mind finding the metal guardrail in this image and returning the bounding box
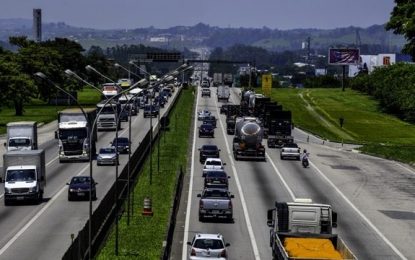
[62,87,183,260]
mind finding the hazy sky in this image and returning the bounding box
[0,0,395,30]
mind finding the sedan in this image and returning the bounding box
[199,124,215,138]
[97,147,118,166]
[198,110,211,121]
[67,176,97,201]
[199,144,220,163]
[111,137,130,154]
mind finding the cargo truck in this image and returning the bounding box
[96,100,121,131]
[213,73,223,86]
[225,105,240,135]
[2,150,46,205]
[217,85,230,102]
[267,111,293,148]
[267,199,356,260]
[4,121,38,151]
[57,108,97,162]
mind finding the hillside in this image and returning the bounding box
[0,19,405,53]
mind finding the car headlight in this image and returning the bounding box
[29,187,38,192]
[97,156,103,160]
[69,189,75,192]
[5,188,11,193]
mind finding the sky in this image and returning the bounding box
[0,0,395,30]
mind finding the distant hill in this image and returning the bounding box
[0,19,405,53]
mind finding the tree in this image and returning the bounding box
[0,51,36,116]
[386,0,415,59]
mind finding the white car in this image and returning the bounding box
[187,233,230,259]
[280,143,301,160]
[203,158,226,171]
[198,110,211,121]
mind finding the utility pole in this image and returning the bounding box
[307,36,311,64]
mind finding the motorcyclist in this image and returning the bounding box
[301,149,310,162]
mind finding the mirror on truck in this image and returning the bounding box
[332,211,338,228]
[3,142,6,147]
[267,209,275,227]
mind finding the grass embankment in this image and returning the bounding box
[0,87,101,134]
[97,87,195,259]
[270,88,415,164]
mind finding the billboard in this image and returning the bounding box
[328,48,360,65]
[262,74,272,96]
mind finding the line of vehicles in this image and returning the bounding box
[190,79,356,259]
[1,77,180,204]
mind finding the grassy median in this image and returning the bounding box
[269,88,415,164]
[97,87,195,259]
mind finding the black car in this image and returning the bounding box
[154,96,166,108]
[204,170,230,189]
[143,104,159,118]
[199,123,215,138]
[67,176,97,201]
[198,144,220,163]
[203,116,217,128]
[111,137,130,154]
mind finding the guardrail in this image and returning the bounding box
[62,87,183,260]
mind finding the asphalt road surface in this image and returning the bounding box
[0,88,181,259]
[173,85,415,260]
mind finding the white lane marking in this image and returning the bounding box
[0,163,90,256]
[182,87,200,259]
[214,92,261,260]
[265,153,296,201]
[309,160,408,260]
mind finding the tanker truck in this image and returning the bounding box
[267,199,356,260]
[232,117,265,160]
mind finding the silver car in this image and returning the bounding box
[187,233,230,259]
[97,147,118,166]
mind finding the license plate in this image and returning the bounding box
[16,196,24,200]
[78,192,85,196]
[211,210,220,214]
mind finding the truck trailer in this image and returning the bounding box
[57,108,97,162]
[4,121,38,151]
[267,199,356,260]
[232,116,265,160]
[2,150,46,205]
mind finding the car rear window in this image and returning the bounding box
[202,145,218,151]
[206,171,226,178]
[194,238,224,249]
[207,160,222,166]
[203,190,228,198]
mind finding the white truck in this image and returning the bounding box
[217,85,230,102]
[267,199,356,260]
[2,150,46,205]
[96,100,121,131]
[4,121,38,151]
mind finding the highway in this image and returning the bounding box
[177,84,415,259]
[0,88,181,259]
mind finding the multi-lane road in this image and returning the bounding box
[0,88,180,259]
[172,83,415,260]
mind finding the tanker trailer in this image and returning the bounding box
[232,117,266,161]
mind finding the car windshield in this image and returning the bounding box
[202,145,218,151]
[203,190,228,198]
[6,169,36,182]
[71,177,91,184]
[194,238,224,250]
[206,160,222,166]
[9,138,31,147]
[206,171,226,178]
[97,105,118,114]
[100,148,115,154]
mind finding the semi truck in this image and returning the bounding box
[267,111,293,148]
[2,150,46,205]
[225,105,240,135]
[217,85,230,102]
[57,108,97,162]
[4,121,38,151]
[232,116,265,160]
[96,100,121,131]
[267,199,356,260]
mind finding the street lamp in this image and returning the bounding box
[85,65,149,255]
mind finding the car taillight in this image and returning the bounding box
[220,249,227,257]
[228,201,232,209]
[191,248,196,256]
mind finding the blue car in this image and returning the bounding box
[67,176,97,201]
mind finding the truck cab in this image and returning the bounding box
[4,121,38,151]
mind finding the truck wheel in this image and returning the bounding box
[4,199,10,206]
[199,214,204,222]
[280,155,283,160]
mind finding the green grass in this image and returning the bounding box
[268,88,415,164]
[97,87,195,259]
[0,86,101,134]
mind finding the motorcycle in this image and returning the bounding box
[302,156,309,168]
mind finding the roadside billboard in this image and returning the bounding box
[328,48,360,65]
[262,74,272,96]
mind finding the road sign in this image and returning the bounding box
[262,74,272,96]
